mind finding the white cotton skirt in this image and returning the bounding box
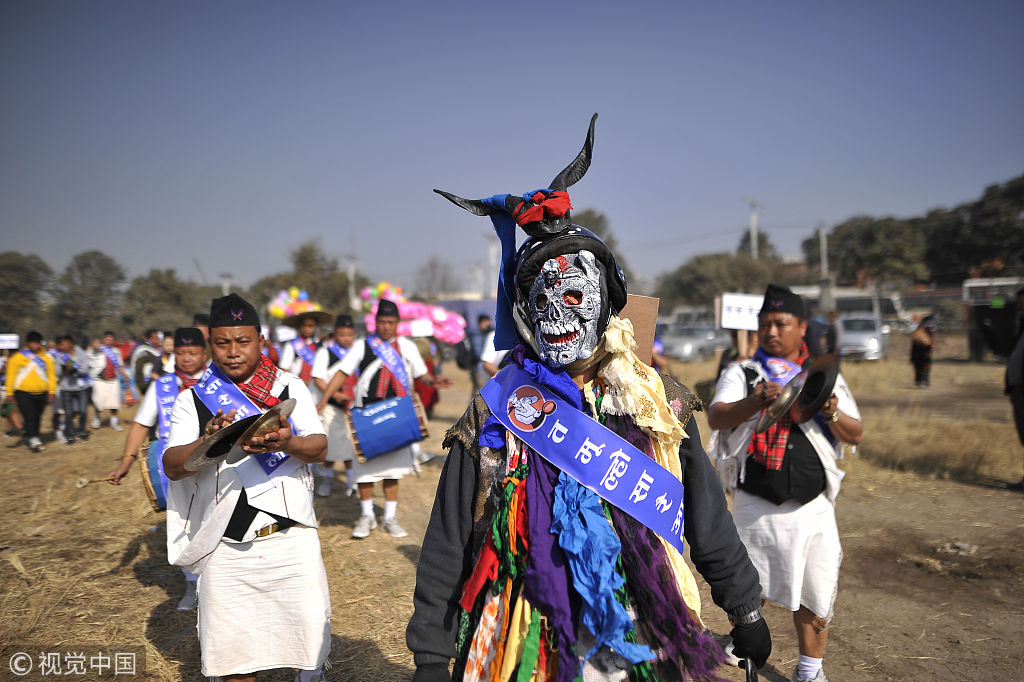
[732,489,842,621]
[197,526,331,676]
[350,444,415,483]
[91,379,121,411]
[321,403,355,464]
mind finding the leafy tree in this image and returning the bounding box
[802,216,929,287]
[737,231,780,261]
[121,269,219,332]
[414,255,460,300]
[0,251,53,332]
[655,252,782,305]
[50,251,126,338]
[246,239,364,317]
[572,208,633,284]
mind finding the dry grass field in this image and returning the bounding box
[1,330,1021,681]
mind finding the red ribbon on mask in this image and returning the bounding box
[512,191,572,227]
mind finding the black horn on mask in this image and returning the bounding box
[433,190,520,216]
[549,113,598,191]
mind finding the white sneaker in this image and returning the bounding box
[55,429,65,442]
[110,422,124,432]
[352,514,377,539]
[177,581,198,611]
[792,668,828,682]
[92,417,101,429]
[28,436,44,453]
[316,477,332,497]
[382,517,408,538]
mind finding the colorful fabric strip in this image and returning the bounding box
[21,350,47,373]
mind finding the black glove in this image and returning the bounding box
[412,662,451,682]
[730,617,772,669]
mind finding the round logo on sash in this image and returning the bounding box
[506,386,556,431]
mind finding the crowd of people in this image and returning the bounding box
[4,116,1020,682]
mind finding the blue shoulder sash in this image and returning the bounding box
[289,338,317,368]
[480,364,687,555]
[367,335,410,391]
[193,363,300,494]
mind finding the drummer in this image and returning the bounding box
[316,299,450,539]
[311,313,360,498]
[106,327,207,609]
[279,309,331,390]
[162,293,330,682]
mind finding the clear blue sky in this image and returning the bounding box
[2,1,1021,293]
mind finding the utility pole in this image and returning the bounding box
[742,198,761,259]
[817,223,835,313]
[344,236,360,312]
[218,273,233,296]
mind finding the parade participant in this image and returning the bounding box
[317,299,450,539]
[311,314,359,498]
[280,310,331,389]
[4,331,57,453]
[162,294,330,682]
[158,330,176,374]
[51,335,92,444]
[131,329,163,394]
[106,328,207,609]
[191,313,211,341]
[910,315,935,388]
[474,323,508,386]
[708,283,862,682]
[1006,288,1024,492]
[89,332,130,431]
[408,114,770,681]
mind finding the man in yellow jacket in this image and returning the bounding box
[4,331,57,452]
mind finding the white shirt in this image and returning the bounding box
[336,336,428,408]
[164,368,326,573]
[710,358,860,502]
[476,330,509,380]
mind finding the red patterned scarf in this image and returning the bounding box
[238,355,281,409]
[747,343,809,470]
[374,339,407,401]
[175,371,199,392]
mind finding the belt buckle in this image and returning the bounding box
[256,523,279,538]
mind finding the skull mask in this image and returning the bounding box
[527,250,603,367]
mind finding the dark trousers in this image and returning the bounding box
[60,390,90,435]
[14,390,48,440]
[913,361,930,386]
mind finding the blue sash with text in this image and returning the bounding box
[290,338,317,369]
[367,335,410,391]
[480,365,687,555]
[194,363,292,478]
[154,374,179,443]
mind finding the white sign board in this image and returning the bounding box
[0,334,19,350]
[720,293,763,331]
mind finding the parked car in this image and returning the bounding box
[660,326,732,362]
[837,316,889,360]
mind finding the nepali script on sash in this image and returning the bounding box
[367,335,410,391]
[480,364,687,555]
[194,363,301,498]
[290,338,317,368]
[154,374,179,445]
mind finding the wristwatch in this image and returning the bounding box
[728,606,764,627]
